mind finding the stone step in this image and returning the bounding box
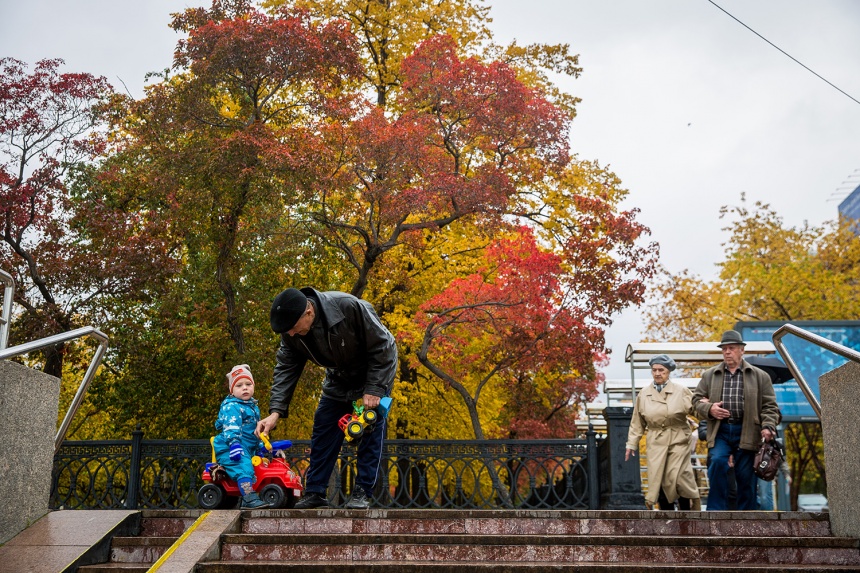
[216,533,860,566]
[76,536,178,571]
[77,510,198,571]
[241,509,833,538]
[196,561,860,573]
[108,536,178,562]
[72,565,151,572]
[187,510,857,572]
[139,509,202,537]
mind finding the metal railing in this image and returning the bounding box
[0,269,13,350]
[51,432,601,510]
[0,269,109,454]
[772,324,860,419]
[0,327,109,453]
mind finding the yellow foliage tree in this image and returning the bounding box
[646,198,860,339]
[264,0,492,107]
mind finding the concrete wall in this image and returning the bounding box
[0,361,59,545]
[819,360,860,538]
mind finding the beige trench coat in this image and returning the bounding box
[626,381,700,503]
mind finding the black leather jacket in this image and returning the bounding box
[269,288,397,418]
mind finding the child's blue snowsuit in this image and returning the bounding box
[213,395,265,484]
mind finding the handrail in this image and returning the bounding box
[772,323,860,420]
[0,326,109,454]
[0,269,13,350]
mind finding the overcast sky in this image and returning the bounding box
[2,0,859,381]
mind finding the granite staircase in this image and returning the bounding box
[76,510,200,572]
[194,509,860,572]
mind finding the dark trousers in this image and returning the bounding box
[303,395,386,498]
[707,422,756,510]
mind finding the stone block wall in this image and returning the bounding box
[0,360,59,544]
[819,360,860,538]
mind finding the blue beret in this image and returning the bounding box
[648,354,676,372]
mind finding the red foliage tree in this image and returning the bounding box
[296,34,572,297]
[414,227,605,440]
[0,57,175,377]
[413,164,659,438]
[119,0,364,356]
[170,0,361,126]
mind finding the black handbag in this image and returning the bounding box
[754,434,785,481]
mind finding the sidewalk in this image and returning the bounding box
[0,510,138,573]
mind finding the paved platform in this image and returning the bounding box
[0,509,242,573]
[0,510,138,573]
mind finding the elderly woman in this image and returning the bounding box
[625,354,702,510]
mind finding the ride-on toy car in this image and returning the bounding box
[197,433,303,509]
[338,397,392,442]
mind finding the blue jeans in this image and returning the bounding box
[707,423,757,510]
[757,478,775,510]
[303,395,386,498]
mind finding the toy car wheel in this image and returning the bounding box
[198,483,225,510]
[363,409,378,424]
[260,484,286,509]
[347,420,364,439]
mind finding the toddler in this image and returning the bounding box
[213,364,269,509]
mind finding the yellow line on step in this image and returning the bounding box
[148,510,211,572]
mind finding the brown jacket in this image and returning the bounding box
[692,359,780,451]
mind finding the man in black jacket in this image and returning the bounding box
[257,287,397,509]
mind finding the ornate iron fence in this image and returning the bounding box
[52,428,601,510]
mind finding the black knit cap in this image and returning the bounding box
[270,288,307,333]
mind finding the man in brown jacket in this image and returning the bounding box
[693,330,780,510]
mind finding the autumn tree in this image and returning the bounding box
[411,228,590,440]
[162,0,362,356]
[261,0,587,309]
[409,159,658,439]
[50,0,657,442]
[76,1,367,436]
[0,57,176,382]
[290,34,573,302]
[278,32,641,442]
[269,0,582,118]
[266,0,492,107]
[646,198,860,339]
[408,213,653,502]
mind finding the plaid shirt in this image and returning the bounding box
[721,366,744,422]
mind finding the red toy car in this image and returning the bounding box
[197,433,303,509]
